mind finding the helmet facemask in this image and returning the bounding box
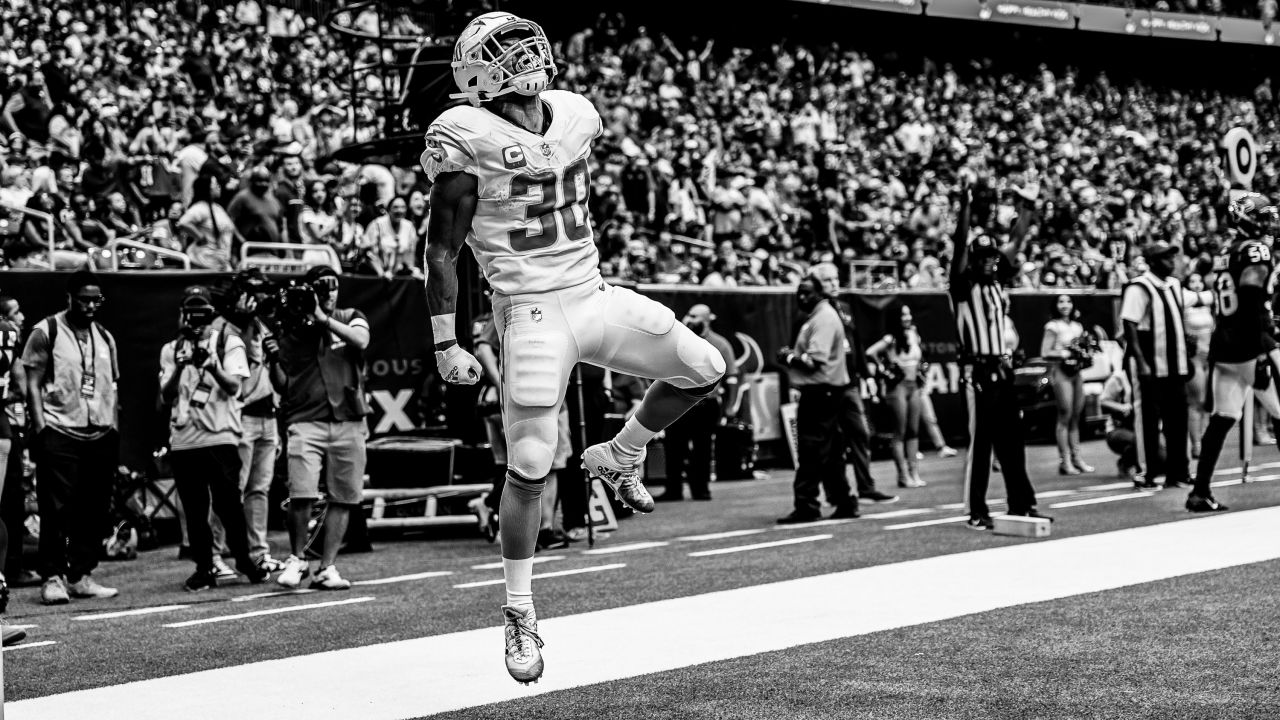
[451,15,558,106]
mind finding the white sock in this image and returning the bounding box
[503,556,534,608]
[609,415,656,463]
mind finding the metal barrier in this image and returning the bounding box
[106,236,192,271]
[0,202,55,270]
[240,241,341,274]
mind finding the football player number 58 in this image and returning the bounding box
[508,158,591,252]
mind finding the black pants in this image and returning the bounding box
[170,444,251,572]
[837,384,879,496]
[964,372,1037,518]
[35,429,118,582]
[664,396,720,498]
[794,385,855,516]
[1,432,26,575]
[1136,374,1190,484]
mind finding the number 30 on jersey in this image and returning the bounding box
[508,157,590,252]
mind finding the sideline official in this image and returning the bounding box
[949,177,1048,530]
[777,277,859,523]
[1120,241,1191,489]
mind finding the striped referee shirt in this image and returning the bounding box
[950,273,1010,359]
[1120,271,1189,378]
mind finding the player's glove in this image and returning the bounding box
[435,344,482,385]
[1255,357,1273,391]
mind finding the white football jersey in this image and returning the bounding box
[421,89,604,295]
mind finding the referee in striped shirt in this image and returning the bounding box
[1120,241,1191,489]
[949,175,1049,530]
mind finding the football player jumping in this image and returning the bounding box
[1189,193,1280,512]
[421,13,726,684]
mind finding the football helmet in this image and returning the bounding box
[450,12,557,106]
[1228,192,1279,240]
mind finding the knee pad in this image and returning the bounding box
[507,415,558,480]
[671,327,727,390]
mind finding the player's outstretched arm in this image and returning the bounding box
[426,170,483,384]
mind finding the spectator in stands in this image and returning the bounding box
[159,286,267,591]
[228,166,283,250]
[0,295,23,645]
[22,270,120,605]
[179,174,237,271]
[274,143,307,244]
[362,195,418,277]
[269,265,371,590]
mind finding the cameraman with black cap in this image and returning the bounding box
[268,265,371,591]
[160,286,267,591]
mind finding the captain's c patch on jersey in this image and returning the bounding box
[502,145,527,169]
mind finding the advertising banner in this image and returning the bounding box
[1143,11,1217,40]
[794,0,924,14]
[986,0,1075,28]
[1076,3,1145,34]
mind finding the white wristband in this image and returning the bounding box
[430,314,457,345]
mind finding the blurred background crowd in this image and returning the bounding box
[1,0,1279,289]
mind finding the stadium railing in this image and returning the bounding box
[0,202,56,271]
[106,235,193,271]
[240,241,342,274]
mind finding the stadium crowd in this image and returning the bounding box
[1,1,1279,289]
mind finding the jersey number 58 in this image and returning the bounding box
[508,157,591,252]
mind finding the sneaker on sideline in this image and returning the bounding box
[211,555,237,581]
[183,568,219,592]
[582,442,654,513]
[966,515,994,531]
[41,576,70,605]
[310,565,352,590]
[502,604,544,684]
[862,491,899,504]
[68,575,118,600]
[2,623,26,646]
[276,555,310,589]
[255,555,286,573]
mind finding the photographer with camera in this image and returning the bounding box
[160,286,267,591]
[209,269,285,574]
[268,265,370,590]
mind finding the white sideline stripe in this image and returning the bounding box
[352,571,452,586]
[1050,492,1154,509]
[12,508,1280,720]
[453,564,625,589]
[1079,482,1138,492]
[75,605,190,621]
[676,529,767,542]
[1035,490,1079,499]
[938,500,1006,511]
[163,597,375,628]
[861,508,932,519]
[7,625,37,631]
[581,541,668,555]
[471,556,564,570]
[687,534,831,557]
[1214,473,1280,488]
[1215,460,1280,475]
[886,515,970,530]
[2,641,56,652]
[231,589,316,602]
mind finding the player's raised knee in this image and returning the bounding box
[675,329,726,390]
[509,440,555,481]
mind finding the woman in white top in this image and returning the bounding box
[1183,273,1214,457]
[361,196,419,278]
[1040,294,1094,475]
[178,174,238,271]
[299,180,342,271]
[867,305,926,488]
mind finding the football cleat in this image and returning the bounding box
[582,443,654,513]
[966,516,994,531]
[502,604,545,684]
[1186,493,1229,513]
